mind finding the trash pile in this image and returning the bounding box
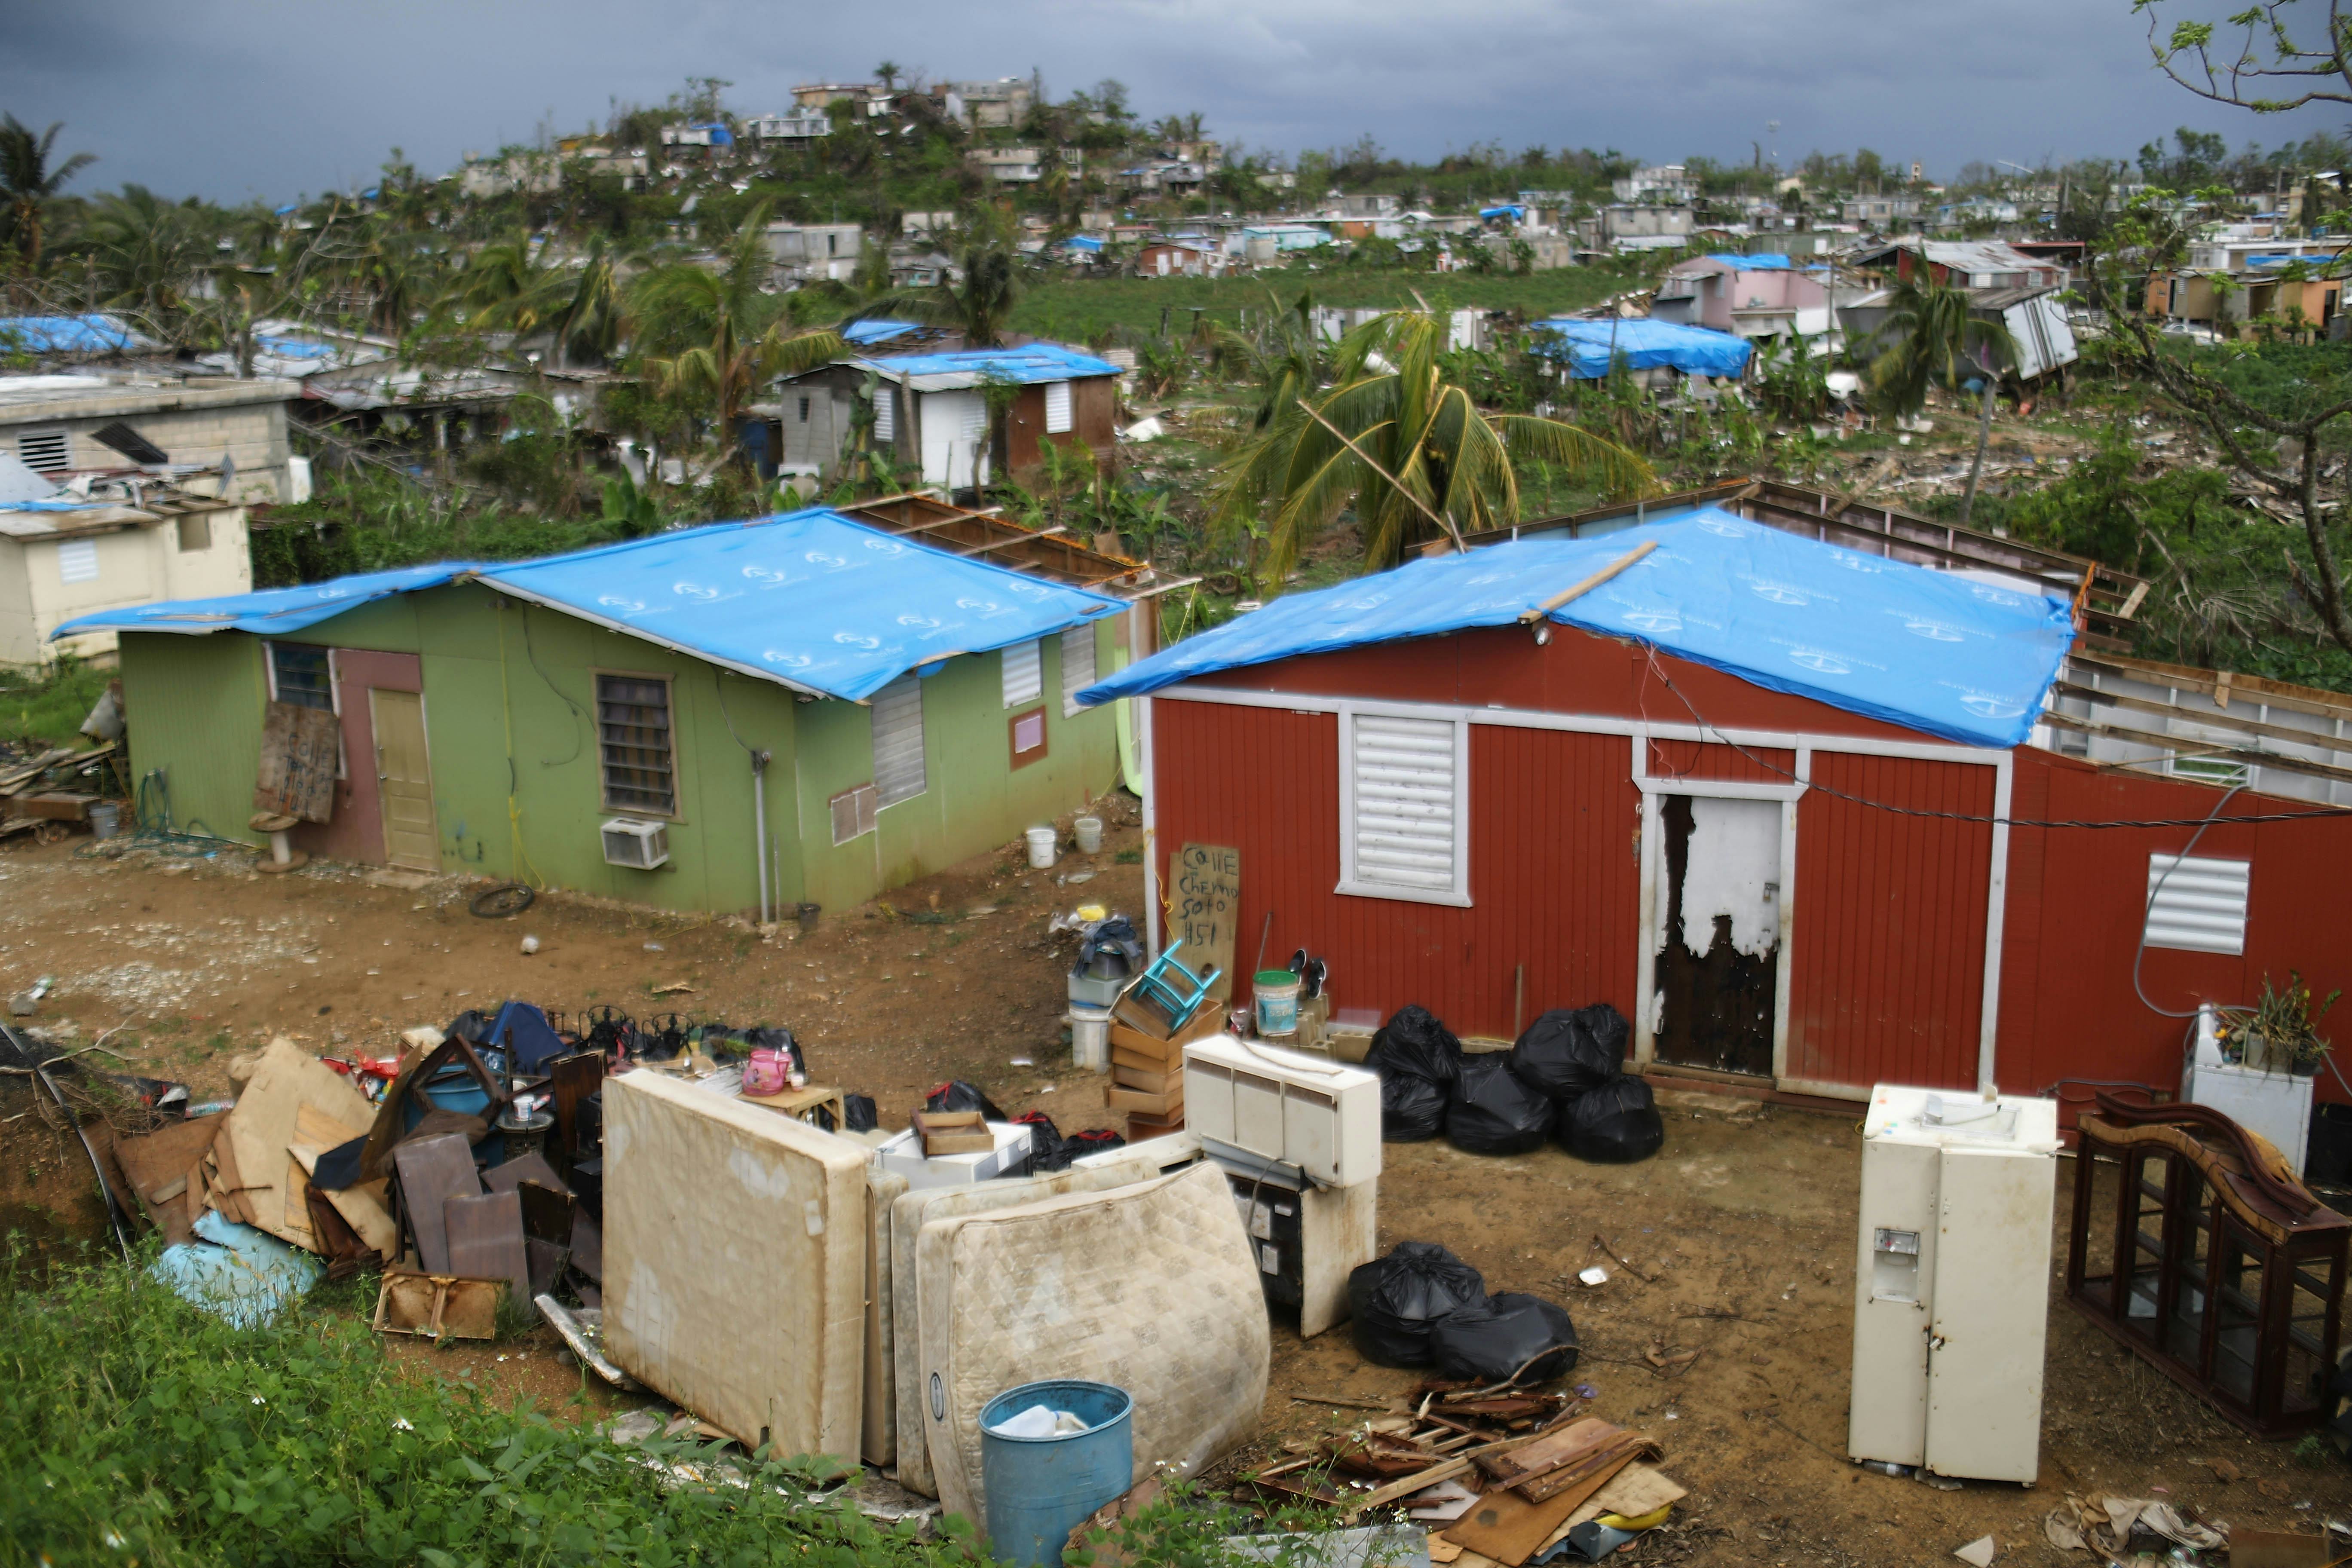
[1245,1245,1681,1565]
[1367,1005,1663,1163]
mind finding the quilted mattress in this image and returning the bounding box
[864,1168,908,1467]
[603,1072,869,1457]
[888,1135,1204,1494]
[914,1161,1270,1529]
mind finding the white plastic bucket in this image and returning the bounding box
[1026,825,1059,870]
[1254,971,1303,1036]
[1073,815,1104,854]
[1069,1004,1112,1070]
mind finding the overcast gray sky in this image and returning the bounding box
[3,0,2344,205]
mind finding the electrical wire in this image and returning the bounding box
[1632,646,2352,830]
[2132,784,2247,1019]
[519,604,588,767]
[494,606,547,892]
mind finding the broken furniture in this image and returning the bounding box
[740,1082,847,1130]
[876,1121,1035,1189]
[1112,940,1220,1041]
[373,1268,502,1339]
[1184,1034,1381,1337]
[248,812,306,873]
[1848,1084,2060,1484]
[2067,1094,2350,1437]
[1106,1018,1191,1133]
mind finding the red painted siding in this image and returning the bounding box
[1787,752,1995,1090]
[1648,739,1792,784]
[1152,699,1639,1038]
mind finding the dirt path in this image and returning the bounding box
[4,808,2349,1563]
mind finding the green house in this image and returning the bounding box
[60,507,1145,918]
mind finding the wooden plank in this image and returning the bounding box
[392,1133,482,1274]
[2040,710,2352,787]
[444,1189,530,1307]
[1168,843,1241,1004]
[253,701,340,823]
[2051,680,2352,758]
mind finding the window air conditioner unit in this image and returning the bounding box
[600,817,670,870]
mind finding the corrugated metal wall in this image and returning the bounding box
[1786,752,1996,1090]
[119,631,266,842]
[1153,700,1640,1038]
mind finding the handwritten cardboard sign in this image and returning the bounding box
[1170,842,1240,1003]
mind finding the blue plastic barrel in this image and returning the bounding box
[978,1379,1134,1568]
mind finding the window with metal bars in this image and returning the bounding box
[597,673,678,815]
[267,643,335,711]
[15,429,68,474]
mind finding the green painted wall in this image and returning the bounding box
[114,597,1119,917]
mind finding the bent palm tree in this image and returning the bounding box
[853,212,1025,346]
[1219,309,1654,582]
[453,232,574,344]
[1866,280,2018,521]
[0,115,95,272]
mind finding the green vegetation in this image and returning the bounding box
[1013,264,1632,344]
[0,655,111,748]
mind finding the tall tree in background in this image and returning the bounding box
[856,207,1026,345]
[0,116,95,273]
[1218,309,1652,581]
[1867,279,2015,523]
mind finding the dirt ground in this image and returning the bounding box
[5,803,2352,1564]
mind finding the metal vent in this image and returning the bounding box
[1341,711,1467,903]
[1001,639,1041,707]
[16,429,68,474]
[1061,624,1096,717]
[1043,380,1073,434]
[2145,854,2250,955]
[872,674,926,806]
[90,421,168,465]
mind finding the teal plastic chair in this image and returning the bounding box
[1126,940,1220,1031]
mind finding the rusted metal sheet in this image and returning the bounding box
[1152,700,1640,1039]
[1787,752,1994,1091]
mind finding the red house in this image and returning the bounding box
[1082,502,2352,1126]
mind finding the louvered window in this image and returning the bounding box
[16,428,68,474]
[1061,624,1096,717]
[873,386,896,443]
[55,538,98,584]
[597,673,677,816]
[2145,854,2250,955]
[1001,639,1041,707]
[830,783,878,844]
[1044,380,1074,434]
[1338,710,1470,905]
[873,674,927,806]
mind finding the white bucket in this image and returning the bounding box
[1069,1004,1112,1070]
[1073,815,1104,854]
[1025,825,1058,870]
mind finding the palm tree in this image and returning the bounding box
[1203,288,1329,435]
[452,231,574,343]
[854,211,1025,345]
[1866,279,2018,521]
[875,61,901,93]
[557,236,626,367]
[77,185,216,337]
[630,205,843,459]
[0,115,95,272]
[1219,309,1654,582]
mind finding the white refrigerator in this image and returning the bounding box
[1847,1084,2062,1483]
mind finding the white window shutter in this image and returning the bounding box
[873,386,895,443]
[1044,380,1074,434]
[1061,624,1096,717]
[2145,854,2250,955]
[1340,711,1468,904]
[57,539,98,584]
[873,674,927,806]
[1001,640,1042,707]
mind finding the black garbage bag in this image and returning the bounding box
[841,1093,878,1133]
[923,1079,1009,1122]
[1507,1005,1630,1102]
[1447,1054,1556,1156]
[1369,1004,1464,1087]
[1013,1111,1069,1170]
[1379,1068,1452,1142]
[1064,1127,1125,1158]
[1347,1242,1489,1367]
[1429,1291,1581,1384]
[1558,1075,1665,1163]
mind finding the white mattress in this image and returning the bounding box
[888,1136,1203,1497]
[864,1168,908,1467]
[914,1161,1270,1530]
[603,1072,869,1456]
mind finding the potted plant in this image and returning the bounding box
[2224,972,2340,1076]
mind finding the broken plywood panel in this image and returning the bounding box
[225,1038,375,1246]
[602,1070,868,1458]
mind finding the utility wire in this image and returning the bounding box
[1633,646,2352,830]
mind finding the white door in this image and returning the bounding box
[919,390,989,491]
[1651,794,1782,1076]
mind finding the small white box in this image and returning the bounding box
[875,1122,1034,1189]
[1183,1034,1380,1188]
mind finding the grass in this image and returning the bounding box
[1012,263,1633,344]
[0,656,114,750]
[0,1240,1354,1568]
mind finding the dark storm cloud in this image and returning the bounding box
[1,0,2342,203]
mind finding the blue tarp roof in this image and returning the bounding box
[0,314,154,355]
[1529,318,1753,379]
[1700,253,1792,269]
[52,564,479,637]
[1480,205,1527,221]
[56,511,1123,704]
[1060,235,1105,253]
[1077,511,2074,749]
[855,343,1121,385]
[842,319,923,345]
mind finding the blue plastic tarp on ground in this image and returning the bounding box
[476,510,1123,701]
[0,314,154,355]
[151,1210,322,1329]
[1529,318,1752,379]
[1077,510,2074,749]
[52,563,478,640]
